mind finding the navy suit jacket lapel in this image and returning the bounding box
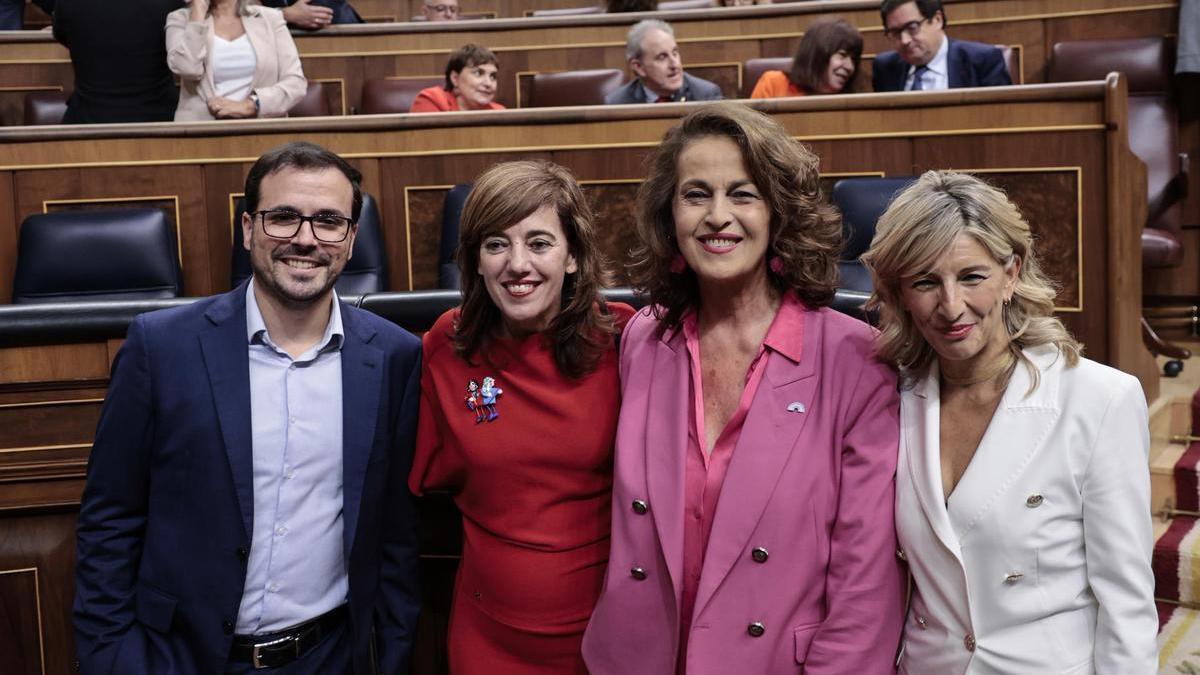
[947,39,968,88]
[890,57,909,91]
[199,285,255,541]
[339,305,383,556]
[632,81,648,103]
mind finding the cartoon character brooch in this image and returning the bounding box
[465,377,503,423]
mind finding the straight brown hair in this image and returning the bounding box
[453,160,616,379]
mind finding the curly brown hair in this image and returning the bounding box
[627,102,842,329]
[453,160,616,379]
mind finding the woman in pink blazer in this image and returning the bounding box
[582,102,904,674]
[166,0,306,121]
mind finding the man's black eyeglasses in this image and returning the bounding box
[883,18,931,41]
[251,209,355,243]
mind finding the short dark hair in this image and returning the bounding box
[880,0,946,26]
[629,102,842,330]
[244,141,364,222]
[789,18,863,94]
[443,44,499,90]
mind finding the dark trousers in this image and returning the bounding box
[224,621,351,675]
[0,0,24,30]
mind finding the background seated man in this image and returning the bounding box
[872,0,1011,91]
[259,0,362,30]
[422,0,460,20]
[605,19,723,104]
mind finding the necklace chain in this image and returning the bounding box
[941,350,1017,388]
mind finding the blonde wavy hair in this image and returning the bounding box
[861,170,1081,390]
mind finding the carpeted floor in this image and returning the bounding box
[1156,388,1200,672]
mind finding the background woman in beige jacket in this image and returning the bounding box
[166,0,306,121]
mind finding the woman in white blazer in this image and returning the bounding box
[862,171,1158,674]
[166,0,306,121]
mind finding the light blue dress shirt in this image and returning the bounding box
[236,281,348,634]
[906,35,949,91]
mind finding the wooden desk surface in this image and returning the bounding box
[0,79,1158,392]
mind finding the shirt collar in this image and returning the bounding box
[642,81,677,103]
[762,290,805,363]
[245,279,344,353]
[922,35,950,77]
[679,290,806,363]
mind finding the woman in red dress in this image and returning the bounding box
[410,160,633,673]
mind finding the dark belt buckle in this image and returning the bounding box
[250,634,299,670]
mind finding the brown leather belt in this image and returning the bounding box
[229,605,345,669]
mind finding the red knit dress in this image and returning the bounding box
[410,305,634,674]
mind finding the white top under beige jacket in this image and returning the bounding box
[165,5,305,121]
[896,344,1158,674]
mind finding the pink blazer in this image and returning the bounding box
[583,306,904,674]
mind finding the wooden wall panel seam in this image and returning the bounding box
[966,166,1085,311]
[0,125,1111,172]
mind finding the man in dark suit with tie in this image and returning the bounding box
[871,0,1011,92]
[73,142,421,674]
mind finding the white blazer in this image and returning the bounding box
[165,6,306,121]
[896,344,1158,674]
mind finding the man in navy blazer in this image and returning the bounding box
[73,142,421,674]
[871,0,1011,92]
[605,19,723,104]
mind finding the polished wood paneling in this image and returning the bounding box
[0,0,1178,124]
[0,512,79,675]
[0,568,43,675]
[0,344,110,387]
[976,170,1081,306]
[405,186,451,290]
[585,181,642,284]
[0,399,101,450]
[0,170,16,306]
[0,85,1145,373]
